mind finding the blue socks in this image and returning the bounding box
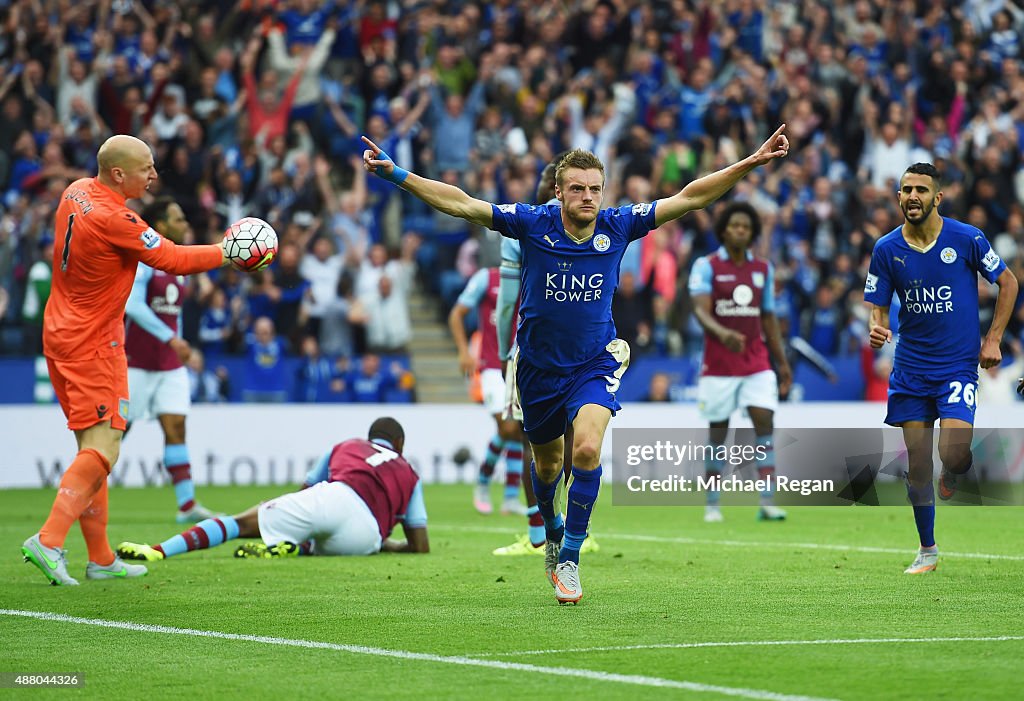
[906,481,935,548]
[530,462,563,542]
[560,465,602,565]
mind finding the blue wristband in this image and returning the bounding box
[377,149,409,185]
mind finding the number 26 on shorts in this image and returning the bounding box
[947,381,975,406]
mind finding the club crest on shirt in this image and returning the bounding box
[751,272,765,288]
[593,233,611,252]
[140,228,162,249]
[940,247,957,264]
[732,284,754,306]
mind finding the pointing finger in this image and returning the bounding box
[360,135,381,155]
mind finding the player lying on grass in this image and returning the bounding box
[117,417,428,560]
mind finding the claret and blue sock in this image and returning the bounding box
[154,516,241,557]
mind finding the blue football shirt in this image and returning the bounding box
[864,217,1006,375]
[490,202,657,371]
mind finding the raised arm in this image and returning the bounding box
[653,124,789,227]
[314,156,338,213]
[266,26,293,72]
[362,135,492,227]
[326,93,358,137]
[308,28,337,73]
[159,4,181,53]
[131,0,157,30]
[396,85,430,137]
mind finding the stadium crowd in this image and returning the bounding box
[2,0,1024,402]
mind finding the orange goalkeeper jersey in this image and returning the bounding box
[44,178,224,362]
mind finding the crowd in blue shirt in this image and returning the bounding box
[2,0,1024,402]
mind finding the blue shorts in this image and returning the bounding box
[516,340,630,445]
[885,368,979,426]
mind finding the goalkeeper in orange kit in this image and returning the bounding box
[21,135,270,586]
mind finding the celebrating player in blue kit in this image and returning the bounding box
[363,126,790,603]
[865,163,1018,574]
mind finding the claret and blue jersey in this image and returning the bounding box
[489,202,657,372]
[865,217,1006,376]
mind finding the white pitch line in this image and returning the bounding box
[479,635,1024,658]
[444,525,1024,561]
[0,609,836,701]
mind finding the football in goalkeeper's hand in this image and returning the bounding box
[223,217,278,272]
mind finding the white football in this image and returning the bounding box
[223,217,278,272]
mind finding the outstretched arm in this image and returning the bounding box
[362,136,493,227]
[653,124,790,227]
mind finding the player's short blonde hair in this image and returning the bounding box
[555,149,605,189]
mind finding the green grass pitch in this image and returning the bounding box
[1,484,1022,700]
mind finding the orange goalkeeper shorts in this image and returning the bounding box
[47,353,130,431]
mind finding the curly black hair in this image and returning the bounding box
[713,201,762,243]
